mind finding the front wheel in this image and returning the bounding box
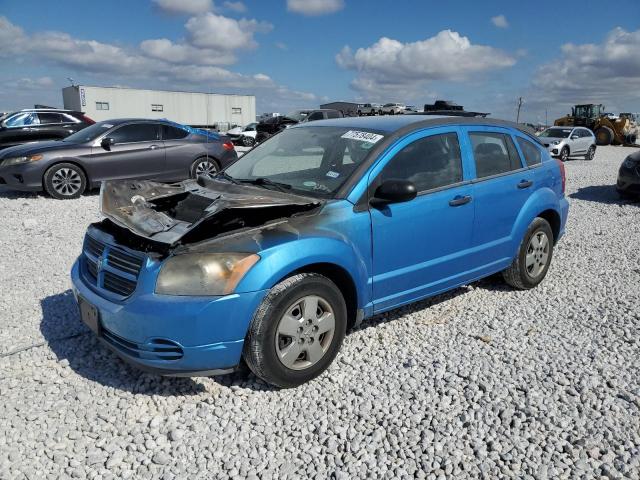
[243,273,347,388]
[43,163,87,200]
[560,146,569,162]
[502,218,554,290]
[585,145,596,160]
[190,157,219,179]
[241,135,255,147]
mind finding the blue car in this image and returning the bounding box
[70,115,569,388]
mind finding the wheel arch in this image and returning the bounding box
[537,208,561,245]
[42,159,90,189]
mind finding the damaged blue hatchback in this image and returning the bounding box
[71,115,569,388]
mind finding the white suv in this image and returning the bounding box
[382,103,406,115]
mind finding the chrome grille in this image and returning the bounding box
[82,233,145,298]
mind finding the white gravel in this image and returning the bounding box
[1,146,639,479]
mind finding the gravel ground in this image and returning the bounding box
[1,146,639,479]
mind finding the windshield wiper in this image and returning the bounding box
[237,177,292,192]
[214,171,240,184]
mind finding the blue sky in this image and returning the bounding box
[1,0,639,123]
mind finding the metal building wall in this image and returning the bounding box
[62,86,256,129]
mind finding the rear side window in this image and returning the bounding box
[470,132,522,178]
[162,125,189,140]
[380,132,463,192]
[109,123,160,143]
[516,137,542,166]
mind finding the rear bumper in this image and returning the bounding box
[70,258,268,376]
[558,197,570,242]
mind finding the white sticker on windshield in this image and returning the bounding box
[341,130,384,144]
[326,170,340,178]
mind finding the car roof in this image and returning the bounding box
[291,114,540,139]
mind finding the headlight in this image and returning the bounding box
[156,253,259,296]
[2,154,43,166]
[622,158,637,169]
[552,140,561,145]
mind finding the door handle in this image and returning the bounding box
[449,195,472,207]
[517,180,533,189]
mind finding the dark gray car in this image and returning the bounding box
[0,119,238,199]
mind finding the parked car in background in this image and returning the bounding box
[71,115,568,387]
[538,126,596,161]
[403,105,418,114]
[0,108,94,150]
[0,119,236,199]
[255,109,343,143]
[382,103,406,115]
[227,122,258,147]
[617,150,640,198]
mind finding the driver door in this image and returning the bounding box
[369,128,475,313]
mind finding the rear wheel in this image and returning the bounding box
[585,145,596,160]
[190,157,219,179]
[502,218,554,290]
[595,126,614,146]
[43,163,87,200]
[243,273,347,388]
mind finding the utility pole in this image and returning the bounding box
[516,97,523,123]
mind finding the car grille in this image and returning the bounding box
[102,327,184,361]
[82,234,144,298]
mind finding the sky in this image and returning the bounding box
[0,0,639,124]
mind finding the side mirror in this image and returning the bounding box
[371,179,417,205]
[101,137,115,150]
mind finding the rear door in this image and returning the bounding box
[162,124,201,181]
[90,122,167,181]
[464,127,535,274]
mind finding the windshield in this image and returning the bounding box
[62,121,114,142]
[285,110,310,122]
[539,128,572,138]
[224,126,385,197]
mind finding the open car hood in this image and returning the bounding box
[100,178,321,247]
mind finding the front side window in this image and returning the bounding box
[225,126,383,197]
[4,112,40,127]
[470,132,522,179]
[516,137,542,166]
[379,133,463,192]
[109,123,160,143]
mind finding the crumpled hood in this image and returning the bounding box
[100,178,321,246]
[0,140,72,158]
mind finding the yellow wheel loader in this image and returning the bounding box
[554,104,637,146]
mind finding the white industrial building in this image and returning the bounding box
[62,85,256,130]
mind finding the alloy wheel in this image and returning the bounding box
[275,295,335,371]
[525,231,550,279]
[195,159,218,178]
[51,168,82,197]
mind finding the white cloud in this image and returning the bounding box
[491,15,509,29]
[336,30,516,95]
[140,38,236,65]
[13,76,54,89]
[185,13,272,51]
[153,0,213,15]
[286,0,344,16]
[223,1,247,13]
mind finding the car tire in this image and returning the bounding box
[243,273,347,388]
[502,217,554,290]
[559,146,569,161]
[256,132,271,143]
[241,136,255,147]
[190,157,219,179]
[585,145,596,160]
[43,163,87,200]
[595,126,614,146]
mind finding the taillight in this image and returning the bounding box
[81,115,95,125]
[556,159,566,194]
[223,141,235,151]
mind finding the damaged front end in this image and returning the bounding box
[98,178,322,253]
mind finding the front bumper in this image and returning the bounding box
[543,143,563,156]
[617,164,640,195]
[0,161,45,191]
[70,258,268,376]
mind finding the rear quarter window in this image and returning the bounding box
[516,137,543,166]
